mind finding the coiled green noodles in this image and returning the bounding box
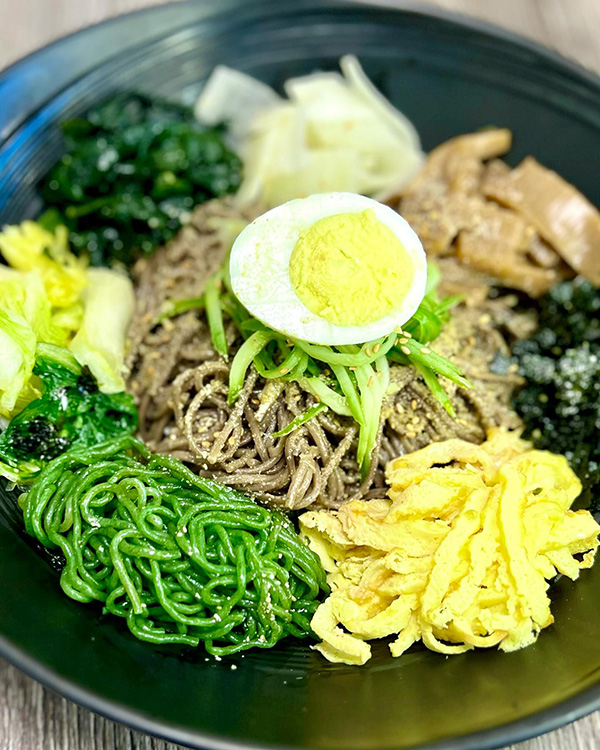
[21,435,329,656]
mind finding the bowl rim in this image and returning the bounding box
[2,1,600,749]
[2,0,600,141]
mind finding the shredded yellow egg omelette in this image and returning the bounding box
[300,429,600,665]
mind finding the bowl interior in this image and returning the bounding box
[1,2,600,749]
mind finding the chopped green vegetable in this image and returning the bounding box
[41,94,242,267]
[272,403,327,438]
[0,343,137,483]
[404,261,462,343]
[205,273,228,358]
[510,279,600,498]
[157,296,205,323]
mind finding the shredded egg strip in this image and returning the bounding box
[300,428,600,665]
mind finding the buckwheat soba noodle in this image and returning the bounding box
[126,200,526,511]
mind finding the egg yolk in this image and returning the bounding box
[289,209,415,327]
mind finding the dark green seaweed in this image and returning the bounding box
[510,280,600,497]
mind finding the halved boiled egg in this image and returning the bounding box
[229,192,426,345]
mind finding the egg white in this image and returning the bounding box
[229,192,427,345]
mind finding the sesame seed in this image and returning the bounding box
[349,366,357,371]
[404,331,412,339]
[372,343,381,354]
[399,337,409,345]
[367,376,374,387]
[411,416,420,425]
[401,346,411,356]
[365,348,372,358]
[376,370,382,378]
[280,368,289,375]
[406,430,416,439]
[395,403,404,414]
[420,347,431,355]
[411,399,418,410]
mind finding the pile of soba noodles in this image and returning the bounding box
[126,200,531,511]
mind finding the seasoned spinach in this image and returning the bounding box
[0,344,138,483]
[41,94,242,267]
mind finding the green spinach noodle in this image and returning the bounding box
[21,435,328,655]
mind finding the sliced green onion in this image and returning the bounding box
[255,342,278,372]
[330,364,364,425]
[272,403,327,438]
[354,363,381,476]
[254,346,308,379]
[221,257,233,295]
[399,338,472,389]
[306,360,323,378]
[205,275,228,358]
[375,352,390,394]
[405,307,443,342]
[156,296,205,324]
[239,317,270,336]
[294,333,396,368]
[414,362,456,418]
[434,295,463,314]
[297,377,352,418]
[228,331,274,404]
[425,261,442,295]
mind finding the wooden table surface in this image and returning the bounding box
[1,1,600,749]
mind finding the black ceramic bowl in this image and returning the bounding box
[1,2,600,749]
